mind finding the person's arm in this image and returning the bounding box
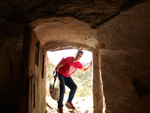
[53,62,63,78]
[79,61,92,72]
[54,57,70,77]
[55,62,63,72]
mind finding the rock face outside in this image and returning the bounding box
[0,0,150,113]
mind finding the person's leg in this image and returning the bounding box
[57,74,66,108]
[65,76,77,102]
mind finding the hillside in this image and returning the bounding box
[48,61,92,97]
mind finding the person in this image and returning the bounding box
[54,50,92,113]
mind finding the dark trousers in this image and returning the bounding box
[58,73,77,108]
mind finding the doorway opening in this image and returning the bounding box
[46,49,93,113]
[25,16,106,113]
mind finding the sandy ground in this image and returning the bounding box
[46,79,93,113]
[46,94,93,113]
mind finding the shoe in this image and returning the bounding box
[65,102,75,109]
[57,107,63,113]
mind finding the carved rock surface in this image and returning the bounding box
[0,0,147,27]
[0,1,150,113]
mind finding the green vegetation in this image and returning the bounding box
[48,61,92,97]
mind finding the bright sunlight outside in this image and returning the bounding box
[46,49,93,113]
[47,49,92,65]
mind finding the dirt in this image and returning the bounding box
[46,95,93,113]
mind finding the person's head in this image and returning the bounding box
[74,50,84,61]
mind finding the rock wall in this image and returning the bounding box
[0,21,47,113]
[0,1,150,113]
[98,2,150,113]
[0,20,24,112]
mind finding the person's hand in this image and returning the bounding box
[53,71,58,78]
[54,75,57,79]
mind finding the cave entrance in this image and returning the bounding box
[46,49,93,113]
[21,17,106,113]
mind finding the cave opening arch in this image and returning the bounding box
[21,16,105,113]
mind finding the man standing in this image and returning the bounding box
[54,50,92,113]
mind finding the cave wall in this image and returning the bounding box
[0,19,24,112]
[98,2,150,113]
[0,21,47,113]
[0,1,150,113]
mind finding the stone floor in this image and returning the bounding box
[46,95,93,113]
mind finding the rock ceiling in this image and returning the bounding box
[0,0,147,28]
[0,0,148,49]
